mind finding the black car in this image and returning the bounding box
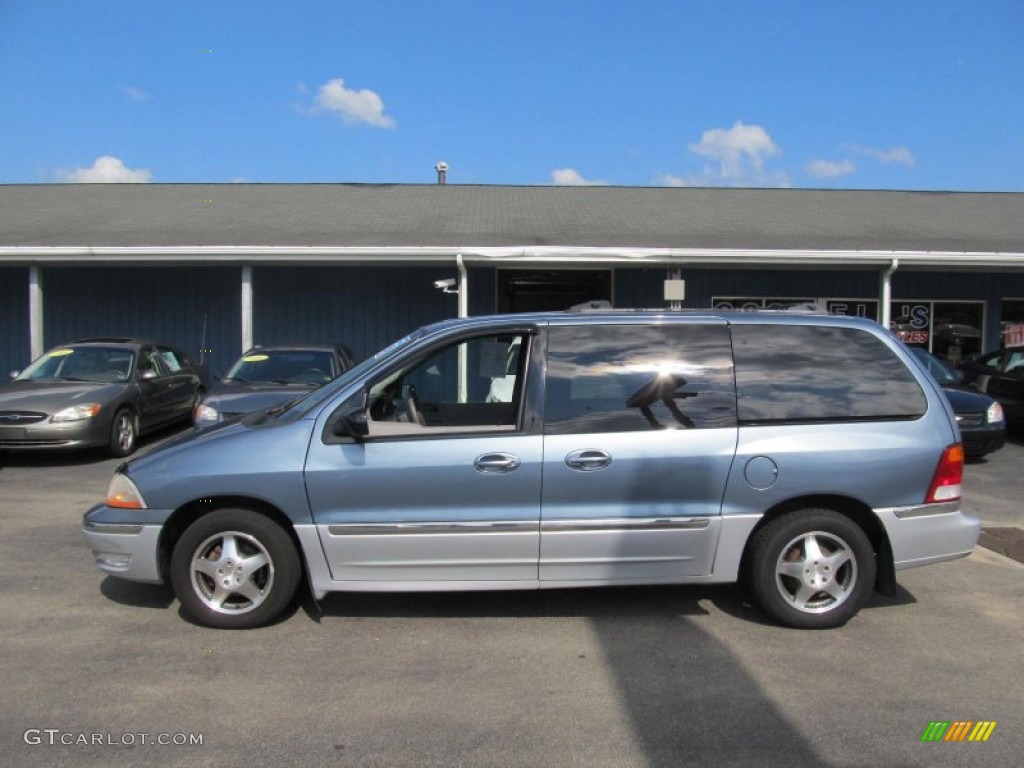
[909,347,1006,458]
[957,347,1024,432]
[0,338,204,456]
[193,343,354,428]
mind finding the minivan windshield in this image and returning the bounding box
[270,328,427,421]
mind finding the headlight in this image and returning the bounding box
[105,473,147,509]
[52,403,101,422]
[193,403,220,424]
[987,401,1005,424]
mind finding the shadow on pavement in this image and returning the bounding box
[100,577,176,610]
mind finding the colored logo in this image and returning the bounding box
[921,721,996,742]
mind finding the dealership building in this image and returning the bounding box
[2,183,1023,376]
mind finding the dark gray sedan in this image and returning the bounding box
[193,344,354,429]
[0,338,204,456]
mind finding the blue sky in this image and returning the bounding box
[2,1,1022,190]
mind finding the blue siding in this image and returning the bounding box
[468,267,497,316]
[615,267,1024,352]
[0,267,30,375]
[615,268,881,309]
[43,266,241,377]
[252,266,457,362]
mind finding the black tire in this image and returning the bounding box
[170,509,301,629]
[107,408,138,457]
[746,509,875,629]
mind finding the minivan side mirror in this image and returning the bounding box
[331,406,369,439]
[8,370,18,380]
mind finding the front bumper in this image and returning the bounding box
[960,426,1007,458]
[82,504,170,583]
[875,502,981,570]
[0,418,109,450]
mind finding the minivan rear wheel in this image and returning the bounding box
[170,509,301,629]
[747,509,875,629]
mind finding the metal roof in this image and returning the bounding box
[2,183,1023,266]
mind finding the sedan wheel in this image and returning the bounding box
[171,509,300,629]
[107,408,137,457]
[747,509,875,629]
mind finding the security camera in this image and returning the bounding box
[434,278,456,290]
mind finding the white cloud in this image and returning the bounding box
[121,85,151,102]
[58,156,152,183]
[848,144,916,167]
[806,159,856,179]
[688,121,781,180]
[311,78,396,128]
[550,168,608,186]
[653,173,687,187]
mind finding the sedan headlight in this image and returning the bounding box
[987,401,1005,425]
[193,403,220,424]
[52,403,101,422]
[105,473,147,509]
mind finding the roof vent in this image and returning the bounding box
[435,161,448,185]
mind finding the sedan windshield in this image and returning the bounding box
[224,350,336,385]
[16,346,135,383]
[271,329,426,421]
[909,347,958,384]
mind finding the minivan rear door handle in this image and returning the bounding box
[564,449,612,471]
[473,453,521,474]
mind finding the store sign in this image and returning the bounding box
[891,303,931,346]
[1005,323,1024,348]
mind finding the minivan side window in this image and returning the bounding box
[544,324,736,434]
[732,324,927,424]
[365,333,527,436]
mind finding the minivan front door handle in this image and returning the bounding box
[473,453,521,474]
[565,449,612,471]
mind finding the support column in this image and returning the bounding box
[456,254,468,402]
[29,266,43,360]
[241,265,253,352]
[879,259,898,329]
[456,253,468,319]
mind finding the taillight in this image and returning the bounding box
[926,443,964,503]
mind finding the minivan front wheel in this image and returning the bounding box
[170,509,301,629]
[747,509,875,629]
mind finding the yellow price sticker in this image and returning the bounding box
[49,349,75,357]
[242,354,269,362]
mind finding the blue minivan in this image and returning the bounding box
[83,310,979,629]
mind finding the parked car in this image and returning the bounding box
[84,311,978,630]
[1,338,204,457]
[193,344,354,429]
[907,347,1005,458]
[958,347,1024,432]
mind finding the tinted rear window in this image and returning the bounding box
[731,324,927,423]
[545,324,736,434]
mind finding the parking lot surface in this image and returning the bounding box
[1,432,1021,767]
